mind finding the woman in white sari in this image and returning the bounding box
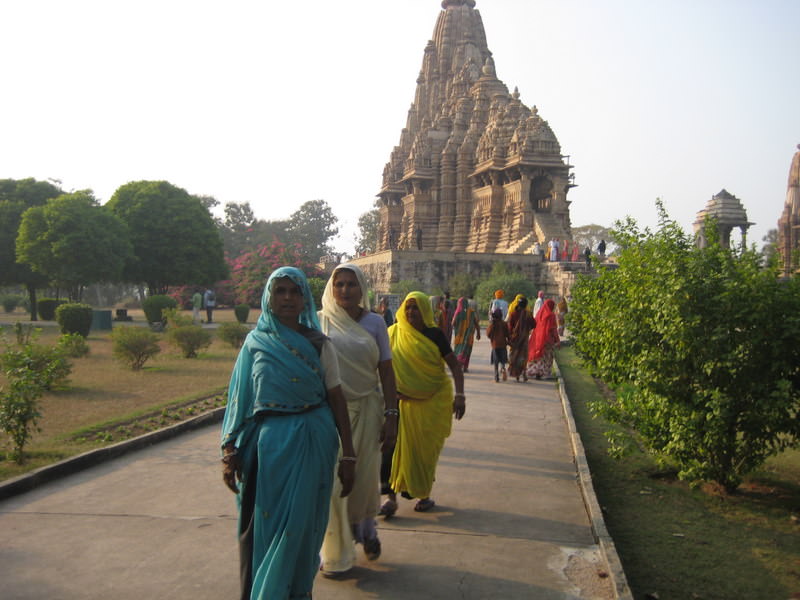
[319,264,398,576]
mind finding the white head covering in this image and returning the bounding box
[318,264,380,399]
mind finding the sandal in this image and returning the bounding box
[363,536,381,561]
[414,498,435,512]
[378,499,397,518]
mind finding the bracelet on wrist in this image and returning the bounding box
[339,456,357,463]
[454,393,465,399]
[384,408,399,417]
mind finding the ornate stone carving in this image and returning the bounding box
[377,0,573,255]
[777,145,800,276]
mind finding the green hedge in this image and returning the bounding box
[142,295,178,325]
[55,303,93,337]
[37,298,65,321]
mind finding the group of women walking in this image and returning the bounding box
[220,264,465,599]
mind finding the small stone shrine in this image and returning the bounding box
[777,145,800,277]
[354,0,577,295]
[693,189,752,249]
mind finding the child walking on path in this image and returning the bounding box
[486,309,510,382]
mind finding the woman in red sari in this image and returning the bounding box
[526,298,560,380]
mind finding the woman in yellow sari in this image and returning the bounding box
[383,291,465,514]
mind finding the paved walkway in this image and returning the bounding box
[0,335,630,599]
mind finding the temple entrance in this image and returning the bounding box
[530,176,553,212]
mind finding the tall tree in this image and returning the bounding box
[16,191,132,301]
[285,199,339,262]
[355,206,380,255]
[106,181,228,295]
[0,178,63,319]
[569,202,800,492]
[571,224,613,255]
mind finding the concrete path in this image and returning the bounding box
[0,335,629,599]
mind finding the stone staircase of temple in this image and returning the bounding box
[508,230,537,254]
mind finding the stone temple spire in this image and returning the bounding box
[777,144,800,276]
[376,0,573,254]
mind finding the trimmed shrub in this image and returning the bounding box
[37,298,65,321]
[217,321,250,349]
[167,325,212,358]
[111,326,161,370]
[55,303,93,337]
[57,332,90,358]
[142,295,178,325]
[234,304,250,323]
[1,295,22,313]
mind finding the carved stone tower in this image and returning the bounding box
[376,0,574,255]
[777,145,800,276]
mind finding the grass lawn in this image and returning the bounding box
[0,308,244,480]
[557,344,800,600]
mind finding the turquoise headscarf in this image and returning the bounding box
[221,266,326,448]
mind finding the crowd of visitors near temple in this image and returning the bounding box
[219,264,568,599]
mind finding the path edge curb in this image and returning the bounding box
[554,360,634,600]
[0,406,226,502]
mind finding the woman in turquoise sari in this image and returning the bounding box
[221,266,355,600]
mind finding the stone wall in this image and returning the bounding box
[350,250,590,299]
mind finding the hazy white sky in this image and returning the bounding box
[2,0,798,253]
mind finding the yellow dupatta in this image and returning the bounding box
[389,291,454,498]
[388,291,449,400]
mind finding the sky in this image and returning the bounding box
[2,0,799,254]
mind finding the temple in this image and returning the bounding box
[376,0,574,255]
[693,189,752,249]
[777,145,800,277]
[351,0,581,297]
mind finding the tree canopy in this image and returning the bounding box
[16,191,132,301]
[571,224,613,255]
[568,202,800,491]
[285,199,338,262]
[106,181,228,294]
[0,178,64,318]
[355,205,380,256]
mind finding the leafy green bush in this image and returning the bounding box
[111,326,161,370]
[55,303,93,337]
[390,279,427,300]
[473,263,537,315]
[163,307,193,328]
[216,321,250,349]
[37,298,65,321]
[569,203,800,492]
[1,342,71,391]
[0,377,43,464]
[234,304,250,323]
[1,294,22,313]
[167,325,212,358]
[57,332,90,358]
[142,295,178,325]
[13,322,36,346]
[307,277,326,310]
